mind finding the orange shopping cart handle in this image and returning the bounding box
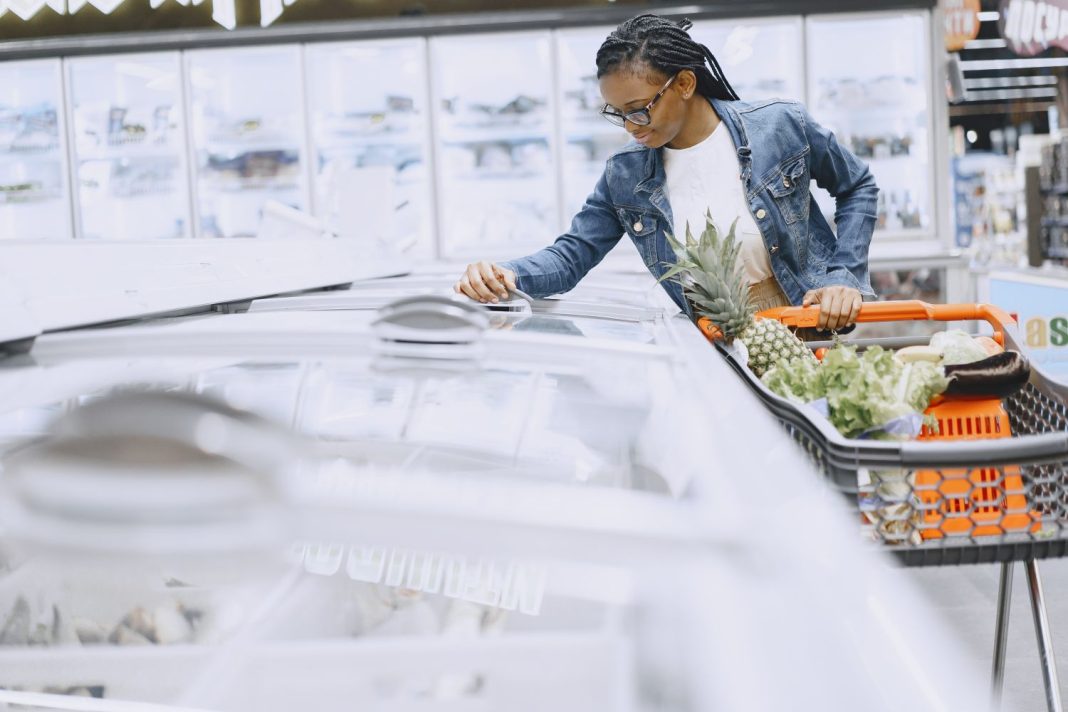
[758,300,1018,333]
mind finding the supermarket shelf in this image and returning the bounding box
[315,131,424,149]
[439,124,550,145]
[450,169,548,181]
[0,146,61,158]
[199,179,301,192]
[1041,183,1068,196]
[76,144,183,163]
[0,194,64,206]
[202,139,303,156]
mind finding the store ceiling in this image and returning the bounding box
[0,0,935,44]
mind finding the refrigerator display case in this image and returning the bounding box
[0,268,996,711]
[0,59,70,241]
[430,31,558,258]
[187,46,308,239]
[805,12,932,238]
[67,53,189,241]
[689,17,804,103]
[305,40,434,259]
[555,26,628,227]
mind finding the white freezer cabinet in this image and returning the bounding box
[186,46,309,239]
[805,12,934,238]
[68,53,191,241]
[0,293,701,711]
[0,59,71,241]
[0,272,1003,712]
[0,11,939,253]
[430,31,559,258]
[305,39,435,260]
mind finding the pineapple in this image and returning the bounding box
[659,214,816,377]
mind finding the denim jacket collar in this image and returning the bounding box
[636,98,754,196]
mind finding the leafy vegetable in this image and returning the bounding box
[761,344,948,438]
[929,329,988,366]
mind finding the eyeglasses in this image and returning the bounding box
[600,74,677,128]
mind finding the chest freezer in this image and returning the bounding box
[0,277,1002,712]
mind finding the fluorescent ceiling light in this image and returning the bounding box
[964,76,1057,88]
[965,87,1058,101]
[212,0,234,29]
[6,0,45,19]
[962,58,1068,70]
[977,11,1001,21]
[963,38,1007,49]
[260,0,282,26]
[89,0,128,11]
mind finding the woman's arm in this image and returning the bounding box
[496,169,625,299]
[800,104,879,297]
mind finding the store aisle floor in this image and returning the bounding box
[907,558,1068,711]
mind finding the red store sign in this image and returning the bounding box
[1001,0,1068,55]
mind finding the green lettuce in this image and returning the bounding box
[760,344,948,439]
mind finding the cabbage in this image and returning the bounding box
[761,344,948,439]
[929,329,988,366]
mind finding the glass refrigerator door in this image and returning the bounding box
[689,17,805,103]
[187,46,308,239]
[805,13,932,238]
[305,39,433,259]
[0,59,69,241]
[68,53,189,241]
[556,27,629,229]
[430,31,558,258]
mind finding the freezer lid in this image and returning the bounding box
[0,241,408,334]
[0,275,39,353]
[7,303,700,495]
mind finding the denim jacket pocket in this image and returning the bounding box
[767,156,810,225]
[618,209,658,266]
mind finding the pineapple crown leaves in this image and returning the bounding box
[657,212,755,330]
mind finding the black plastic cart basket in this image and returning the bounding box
[703,300,1068,712]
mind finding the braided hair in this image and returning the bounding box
[595,14,739,101]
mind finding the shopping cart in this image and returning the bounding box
[701,301,1068,712]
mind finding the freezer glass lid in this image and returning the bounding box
[1,350,687,494]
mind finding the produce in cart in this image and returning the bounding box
[658,215,815,377]
[761,343,948,439]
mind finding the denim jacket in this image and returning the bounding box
[501,97,879,315]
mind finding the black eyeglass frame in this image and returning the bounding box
[599,74,677,127]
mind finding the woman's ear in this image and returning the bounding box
[675,69,698,100]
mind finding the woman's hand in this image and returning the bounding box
[801,285,862,331]
[454,261,517,304]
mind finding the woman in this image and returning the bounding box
[453,14,878,332]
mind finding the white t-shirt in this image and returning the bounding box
[663,121,773,285]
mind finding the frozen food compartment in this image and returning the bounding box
[187,45,308,238]
[68,53,190,241]
[0,59,70,241]
[190,550,634,712]
[305,39,434,259]
[430,31,558,258]
[0,277,997,712]
[0,390,297,705]
[805,12,932,237]
[555,26,630,227]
